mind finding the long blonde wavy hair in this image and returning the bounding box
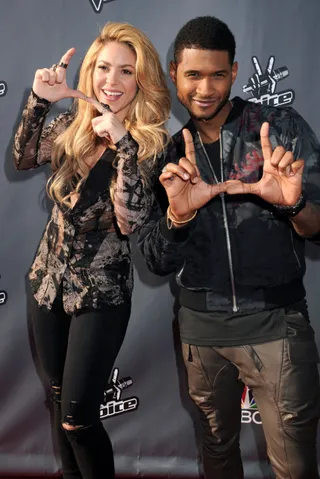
[47,22,171,207]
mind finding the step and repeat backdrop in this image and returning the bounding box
[1,0,320,477]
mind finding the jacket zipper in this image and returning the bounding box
[197,130,239,313]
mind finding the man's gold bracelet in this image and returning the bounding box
[166,206,198,230]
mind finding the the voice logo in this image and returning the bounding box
[0,274,7,306]
[100,367,139,419]
[89,0,117,14]
[243,56,295,107]
[0,291,7,306]
[0,81,7,98]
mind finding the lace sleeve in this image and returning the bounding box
[112,132,157,235]
[13,90,74,170]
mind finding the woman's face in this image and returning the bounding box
[93,41,138,121]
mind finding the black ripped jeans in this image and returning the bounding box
[31,293,131,479]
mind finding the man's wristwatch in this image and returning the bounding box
[273,193,307,217]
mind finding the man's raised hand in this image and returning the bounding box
[160,129,226,221]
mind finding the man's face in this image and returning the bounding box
[170,49,238,121]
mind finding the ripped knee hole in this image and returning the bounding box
[62,422,83,431]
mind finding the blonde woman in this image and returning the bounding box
[13,23,170,479]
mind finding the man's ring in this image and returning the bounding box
[51,64,58,72]
[162,166,168,173]
[59,62,68,69]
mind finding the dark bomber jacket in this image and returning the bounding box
[138,97,320,314]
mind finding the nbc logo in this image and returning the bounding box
[241,386,262,425]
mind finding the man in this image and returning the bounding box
[138,16,320,479]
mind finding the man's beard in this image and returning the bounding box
[179,89,231,122]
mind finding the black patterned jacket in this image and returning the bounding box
[13,91,154,314]
[138,97,320,314]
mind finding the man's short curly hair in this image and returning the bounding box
[174,16,236,65]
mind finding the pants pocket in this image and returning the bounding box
[285,311,320,364]
[242,345,264,372]
[288,337,320,364]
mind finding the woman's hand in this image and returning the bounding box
[32,48,87,103]
[91,110,127,144]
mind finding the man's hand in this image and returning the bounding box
[225,122,304,206]
[160,129,225,222]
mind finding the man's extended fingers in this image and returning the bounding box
[179,157,199,183]
[161,163,191,181]
[277,151,294,172]
[159,171,181,190]
[210,182,227,199]
[270,145,287,167]
[159,171,174,183]
[225,179,260,196]
[260,122,273,162]
[290,159,304,176]
[182,129,197,165]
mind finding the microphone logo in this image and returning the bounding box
[89,0,117,14]
[243,56,295,107]
[0,291,7,306]
[0,81,7,98]
[100,368,139,419]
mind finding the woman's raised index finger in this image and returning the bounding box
[182,129,196,165]
[58,48,76,69]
